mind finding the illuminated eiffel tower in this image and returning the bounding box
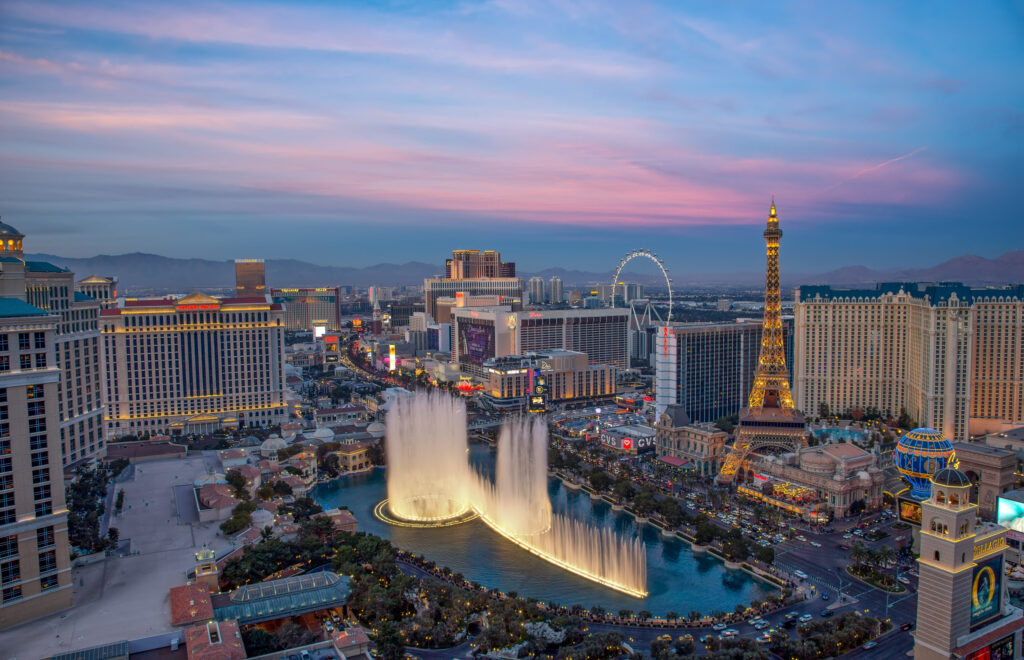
[717,200,805,483]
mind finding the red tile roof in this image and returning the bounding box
[184,620,245,660]
[170,583,213,626]
[659,455,688,467]
[197,484,240,511]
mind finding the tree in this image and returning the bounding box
[107,527,120,549]
[588,468,612,492]
[818,402,831,419]
[272,480,293,496]
[225,470,248,499]
[242,628,280,656]
[665,611,679,622]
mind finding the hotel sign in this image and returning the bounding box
[973,536,1007,559]
[177,303,219,311]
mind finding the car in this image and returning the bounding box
[794,569,809,579]
[864,641,878,649]
[756,634,772,644]
[679,634,694,642]
[838,543,850,550]
[821,592,829,601]
[782,619,796,628]
[898,576,911,585]
[820,609,833,618]
[799,614,814,623]
[700,634,714,644]
[810,541,822,548]
[755,621,769,630]
[713,623,727,631]
[901,622,915,631]
[722,629,739,637]
[784,612,799,620]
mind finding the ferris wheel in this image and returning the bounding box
[612,249,673,323]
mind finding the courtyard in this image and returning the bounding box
[2,454,233,659]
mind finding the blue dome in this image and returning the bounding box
[893,428,955,500]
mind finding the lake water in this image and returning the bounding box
[312,442,775,616]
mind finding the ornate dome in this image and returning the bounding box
[0,218,23,237]
[260,434,288,452]
[931,467,971,488]
[894,427,955,500]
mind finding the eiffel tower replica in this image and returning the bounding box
[717,200,805,483]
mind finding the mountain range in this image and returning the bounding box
[25,251,1024,293]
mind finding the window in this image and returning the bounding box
[0,336,7,352]
[32,468,48,485]
[40,574,59,591]
[2,585,21,602]
[27,400,44,417]
[34,501,52,517]
[0,560,19,584]
[33,485,51,501]
[34,353,46,368]
[19,355,31,370]
[29,418,45,434]
[30,452,47,468]
[34,332,45,349]
[934,550,941,561]
[18,333,28,350]
[0,536,16,559]
[36,526,54,550]
[38,550,56,574]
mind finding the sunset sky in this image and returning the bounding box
[1,1,1021,273]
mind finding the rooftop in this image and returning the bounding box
[0,297,49,318]
[211,571,351,625]
[170,583,214,626]
[25,260,69,273]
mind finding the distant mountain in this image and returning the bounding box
[25,250,1024,293]
[26,252,442,292]
[803,251,1024,287]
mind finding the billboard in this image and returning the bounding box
[996,495,1024,534]
[388,344,396,372]
[458,321,495,365]
[897,495,923,526]
[970,554,1003,629]
[966,634,1015,660]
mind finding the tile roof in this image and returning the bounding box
[170,583,214,626]
[25,260,69,273]
[184,620,245,660]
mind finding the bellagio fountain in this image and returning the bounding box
[378,391,647,598]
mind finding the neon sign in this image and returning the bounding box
[177,304,219,311]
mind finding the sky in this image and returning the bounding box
[0,0,1021,274]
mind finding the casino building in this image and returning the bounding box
[914,467,1023,660]
[271,287,342,332]
[100,293,289,437]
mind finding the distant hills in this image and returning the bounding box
[26,250,1024,294]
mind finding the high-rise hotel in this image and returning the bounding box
[100,292,289,437]
[0,222,73,628]
[794,283,1024,440]
[425,249,522,319]
[0,222,105,466]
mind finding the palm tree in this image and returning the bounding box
[850,542,868,574]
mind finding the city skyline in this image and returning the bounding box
[2,1,1021,270]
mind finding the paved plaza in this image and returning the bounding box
[2,454,233,660]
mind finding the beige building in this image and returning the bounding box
[914,468,1023,660]
[271,287,342,332]
[744,443,885,519]
[75,275,118,309]
[0,256,74,627]
[481,350,616,409]
[0,222,106,466]
[952,442,1018,520]
[794,283,1024,441]
[654,405,728,477]
[425,277,523,319]
[100,292,289,437]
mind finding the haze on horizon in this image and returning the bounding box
[1,1,1021,273]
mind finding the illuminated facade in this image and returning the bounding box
[445,249,515,279]
[100,293,288,437]
[654,406,729,477]
[233,258,266,297]
[271,287,342,332]
[481,350,615,409]
[0,288,74,627]
[451,307,629,374]
[794,283,1024,440]
[718,201,805,483]
[914,468,1023,660]
[424,277,522,319]
[653,320,793,423]
[75,275,118,309]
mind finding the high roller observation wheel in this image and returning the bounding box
[612,248,673,323]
